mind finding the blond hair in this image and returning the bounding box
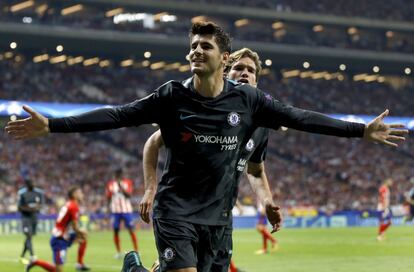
[225,47,262,80]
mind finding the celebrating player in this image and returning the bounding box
[18,178,44,264]
[377,178,393,241]
[6,21,408,272]
[106,168,139,259]
[138,47,279,272]
[26,186,90,272]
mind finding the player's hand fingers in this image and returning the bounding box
[23,105,38,117]
[389,129,409,136]
[389,124,406,129]
[387,135,405,142]
[375,109,389,121]
[382,140,398,148]
[6,118,29,126]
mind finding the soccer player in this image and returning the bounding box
[403,185,414,222]
[254,203,278,255]
[139,47,279,272]
[18,178,44,264]
[26,186,89,272]
[6,21,408,272]
[377,178,393,241]
[106,168,138,258]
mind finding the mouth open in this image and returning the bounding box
[238,79,249,84]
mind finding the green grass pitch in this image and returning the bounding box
[1,226,414,272]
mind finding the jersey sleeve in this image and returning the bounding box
[105,182,112,199]
[124,179,133,194]
[49,82,172,133]
[252,89,365,138]
[248,130,269,163]
[17,190,25,209]
[68,202,79,222]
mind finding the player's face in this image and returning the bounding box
[74,189,84,202]
[189,34,228,76]
[227,57,257,87]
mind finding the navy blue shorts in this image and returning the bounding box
[50,233,76,265]
[112,213,134,230]
[379,208,392,224]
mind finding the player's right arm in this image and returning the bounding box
[5,86,168,140]
[139,130,164,224]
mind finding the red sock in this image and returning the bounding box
[114,231,121,252]
[229,260,237,272]
[379,222,391,235]
[32,260,55,272]
[262,233,267,251]
[261,229,276,244]
[129,230,138,251]
[78,240,87,265]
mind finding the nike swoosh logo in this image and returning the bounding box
[180,114,197,120]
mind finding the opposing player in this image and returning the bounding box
[403,184,414,222]
[377,178,393,241]
[106,168,139,258]
[6,21,408,272]
[26,186,90,272]
[255,203,278,255]
[18,178,44,264]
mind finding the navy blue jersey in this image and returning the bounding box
[49,77,364,225]
[18,187,44,217]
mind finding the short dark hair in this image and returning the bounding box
[189,21,232,53]
[115,168,123,177]
[68,186,80,199]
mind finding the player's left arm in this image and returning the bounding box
[253,90,408,147]
[247,162,282,233]
[119,179,132,198]
[70,208,87,241]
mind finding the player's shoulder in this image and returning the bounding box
[18,187,27,195]
[155,78,191,96]
[229,79,257,94]
[34,188,44,194]
[67,200,79,209]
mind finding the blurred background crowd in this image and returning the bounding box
[1,0,413,216]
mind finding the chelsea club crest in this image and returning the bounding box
[227,112,241,127]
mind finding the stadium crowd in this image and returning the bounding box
[174,0,414,22]
[1,1,414,54]
[1,57,413,216]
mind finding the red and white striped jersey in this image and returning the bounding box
[378,185,390,211]
[52,200,79,239]
[106,179,133,213]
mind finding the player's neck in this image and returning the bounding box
[193,71,224,98]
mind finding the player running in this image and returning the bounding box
[377,178,393,241]
[26,186,90,272]
[106,168,139,259]
[6,21,408,272]
[18,178,44,264]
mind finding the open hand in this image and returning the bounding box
[363,109,408,147]
[5,105,49,140]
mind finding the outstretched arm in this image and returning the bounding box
[5,91,163,140]
[139,130,164,224]
[256,91,408,147]
[246,162,282,233]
